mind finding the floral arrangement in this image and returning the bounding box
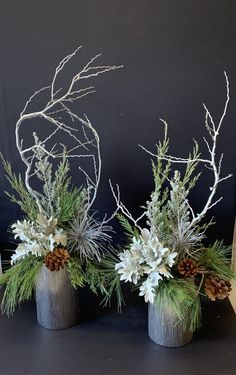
[0,47,123,316]
[112,72,234,331]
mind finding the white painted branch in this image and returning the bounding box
[140,72,231,231]
[112,72,231,236]
[109,180,146,230]
[15,47,123,215]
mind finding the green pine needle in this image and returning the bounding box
[0,256,43,316]
[57,187,86,226]
[0,153,38,221]
[197,241,235,280]
[155,278,201,332]
[78,249,125,313]
[67,257,85,289]
[99,249,125,312]
[117,213,139,239]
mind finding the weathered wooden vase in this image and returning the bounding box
[35,265,78,330]
[148,300,193,347]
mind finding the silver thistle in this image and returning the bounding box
[67,212,113,261]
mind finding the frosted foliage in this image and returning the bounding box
[11,214,67,264]
[115,228,177,303]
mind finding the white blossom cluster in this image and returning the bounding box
[11,214,67,264]
[115,228,177,303]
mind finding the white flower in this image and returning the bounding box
[159,247,169,257]
[147,258,163,272]
[10,216,67,263]
[139,284,152,304]
[157,264,173,279]
[115,226,178,304]
[37,214,58,235]
[130,236,144,262]
[28,241,46,257]
[11,220,31,241]
[141,228,150,243]
[139,271,163,303]
[11,243,30,264]
[115,250,140,284]
[48,228,67,250]
[139,279,155,303]
[166,251,178,267]
[148,271,163,286]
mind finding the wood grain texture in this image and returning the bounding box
[148,302,193,347]
[35,265,78,330]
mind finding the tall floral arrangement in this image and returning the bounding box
[112,72,234,331]
[0,47,123,315]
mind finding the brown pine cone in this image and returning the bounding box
[177,258,198,277]
[45,246,70,271]
[205,276,232,301]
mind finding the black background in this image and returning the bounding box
[0,0,235,255]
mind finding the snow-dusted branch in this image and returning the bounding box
[15,47,123,214]
[110,72,232,237]
[109,181,146,230]
[141,72,232,231]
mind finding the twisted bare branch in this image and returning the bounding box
[111,72,232,234]
[141,72,232,231]
[15,47,123,214]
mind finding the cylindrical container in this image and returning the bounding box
[35,265,78,330]
[148,301,193,347]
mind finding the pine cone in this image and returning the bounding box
[177,258,198,277]
[205,276,232,301]
[45,246,70,271]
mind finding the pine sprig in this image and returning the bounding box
[182,140,201,190]
[72,249,125,312]
[155,278,201,332]
[197,241,235,280]
[117,213,139,239]
[57,187,86,226]
[0,153,38,221]
[0,255,43,316]
[67,257,85,288]
[84,261,108,296]
[52,157,87,225]
[99,249,125,312]
[54,157,71,198]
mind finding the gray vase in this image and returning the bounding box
[35,265,78,330]
[148,301,193,347]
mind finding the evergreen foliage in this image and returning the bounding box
[155,279,201,332]
[84,252,124,312]
[146,124,209,258]
[0,153,38,221]
[67,252,124,312]
[67,257,85,288]
[197,241,235,280]
[0,255,43,316]
[99,249,125,312]
[117,213,139,239]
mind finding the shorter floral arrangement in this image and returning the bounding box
[0,48,123,316]
[113,73,234,332]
